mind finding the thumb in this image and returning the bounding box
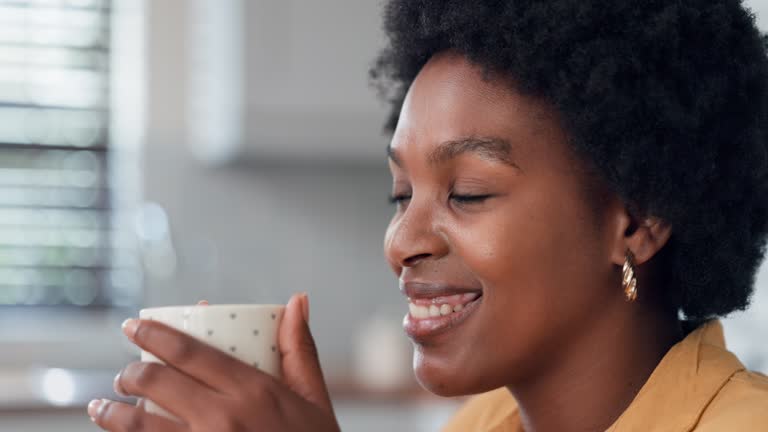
[278,293,333,413]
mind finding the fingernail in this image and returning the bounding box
[113,371,126,397]
[98,399,110,416]
[198,300,209,306]
[87,399,102,419]
[122,318,138,340]
[300,292,309,322]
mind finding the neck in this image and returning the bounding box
[507,296,683,432]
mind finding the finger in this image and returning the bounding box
[197,300,209,306]
[115,361,220,422]
[88,399,185,432]
[122,318,255,392]
[279,293,334,413]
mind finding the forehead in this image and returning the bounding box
[391,52,555,154]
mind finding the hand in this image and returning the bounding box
[88,294,340,432]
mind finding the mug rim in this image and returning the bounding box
[140,304,285,315]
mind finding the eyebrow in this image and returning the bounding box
[387,136,519,169]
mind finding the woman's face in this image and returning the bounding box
[384,52,622,396]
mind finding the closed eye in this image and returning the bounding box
[388,193,412,205]
[389,194,492,205]
[450,194,493,204]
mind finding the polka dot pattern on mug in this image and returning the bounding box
[139,305,283,381]
[191,309,282,373]
[139,305,285,418]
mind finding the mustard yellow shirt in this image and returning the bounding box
[442,320,768,432]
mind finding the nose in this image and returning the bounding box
[384,199,449,273]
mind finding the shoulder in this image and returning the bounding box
[695,369,768,431]
[442,388,520,432]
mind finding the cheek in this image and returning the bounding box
[452,191,593,292]
[449,185,610,361]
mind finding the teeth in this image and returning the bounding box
[408,294,480,319]
[409,303,430,319]
[429,304,441,317]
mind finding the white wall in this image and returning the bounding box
[747,0,768,28]
[143,0,406,382]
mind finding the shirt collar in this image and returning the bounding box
[606,320,745,432]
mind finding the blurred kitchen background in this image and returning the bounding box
[0,0,766,431]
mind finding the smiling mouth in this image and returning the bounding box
[400,281,484,342]
[408,292,482,318]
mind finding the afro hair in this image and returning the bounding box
[371,0,768,320]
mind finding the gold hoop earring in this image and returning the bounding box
[622,250,638,301]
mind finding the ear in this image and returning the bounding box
[609,204,672,266]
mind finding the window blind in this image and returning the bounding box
[0,0,132,306]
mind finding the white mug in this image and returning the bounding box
[137,304,285,420]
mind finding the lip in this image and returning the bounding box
[399,280,483,299]
[403,295,483,343]
[400,280,483,343]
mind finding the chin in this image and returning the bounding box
[412,348,494,397]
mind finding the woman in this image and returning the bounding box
[88,0,768,431]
